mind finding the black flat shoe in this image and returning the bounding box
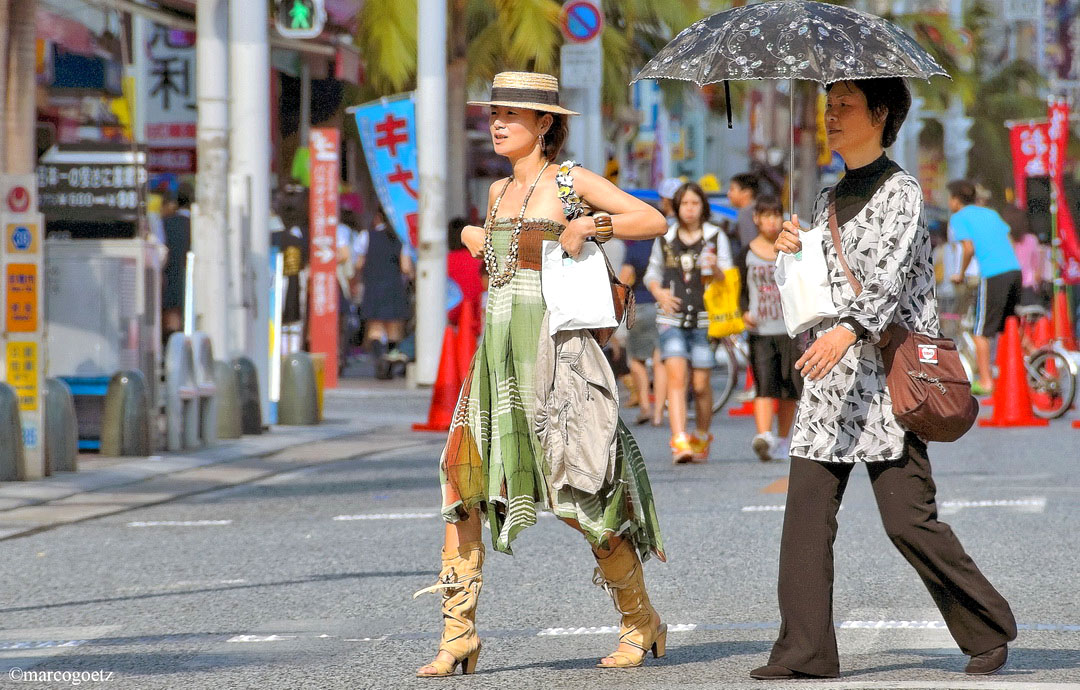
[965,644,1008,675]
[749,664,835,680]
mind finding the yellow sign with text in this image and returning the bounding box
[5,262,38,332]
[5,341,38,411]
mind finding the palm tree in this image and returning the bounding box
[354,0,719,211]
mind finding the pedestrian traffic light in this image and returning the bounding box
[275,0,326,39]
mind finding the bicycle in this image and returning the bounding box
[710,334,749,413]
[1016,304,1078,419]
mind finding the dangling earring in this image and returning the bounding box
[538,132,544,149]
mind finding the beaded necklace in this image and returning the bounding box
[483,160,550,288]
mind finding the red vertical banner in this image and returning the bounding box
[1008,120,1050,210]
[309,128,341,386]
[1048,98,1080,284]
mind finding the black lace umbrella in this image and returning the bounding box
[632,0,949,212]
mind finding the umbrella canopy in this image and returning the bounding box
[633,0,948,87]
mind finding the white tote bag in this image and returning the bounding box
[541,240,617,335]
[774,226,838,337]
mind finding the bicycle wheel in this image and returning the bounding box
[1026,348,1077,419]
[711,339,739,413]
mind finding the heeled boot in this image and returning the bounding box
[592,540,667,668]
[413,541,484,677]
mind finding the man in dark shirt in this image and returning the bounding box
[727,172,760,254]
[162,184,192,344]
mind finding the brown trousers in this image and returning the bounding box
[768,435,1017,677]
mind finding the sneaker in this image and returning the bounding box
[689,432,713,462]
[670,433,695,464]
[751,432,777,463]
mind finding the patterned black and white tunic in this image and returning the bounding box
[790,166,939,464]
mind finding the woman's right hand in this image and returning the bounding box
[654,287,682,316]
[461,225,486,258]
[775,213,804,255]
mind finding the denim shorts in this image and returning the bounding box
[658,324,714,369]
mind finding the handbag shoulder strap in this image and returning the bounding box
[828,186,863,296]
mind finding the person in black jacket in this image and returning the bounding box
[161,184,192,344]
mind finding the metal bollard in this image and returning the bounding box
[309,352,326,422]
[165,332,200,451]
[278,352,319,425]
[231,357,263,434]
[191,332,218,446]
[0,383,25,480]
[44,378,78,473]
[214,360,243,439]
[100,370,151,457]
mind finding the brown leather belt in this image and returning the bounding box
[490,223,562,271]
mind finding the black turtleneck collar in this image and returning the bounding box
[833,153,902,227]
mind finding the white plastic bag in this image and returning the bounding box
[774,226,838,337]
[541,240,617,335]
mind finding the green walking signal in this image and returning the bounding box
[275,0,325,39]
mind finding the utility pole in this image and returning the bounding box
[415,0,448,386]
[229,0,272,421]
[194,0,231,354]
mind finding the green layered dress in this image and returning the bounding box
[439,217,665,562]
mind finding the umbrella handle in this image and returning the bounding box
[725,81,732,129]
[789,78,795,219]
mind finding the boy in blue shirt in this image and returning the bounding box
[947,180,1022,395]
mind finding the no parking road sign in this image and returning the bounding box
[562,0,603,43]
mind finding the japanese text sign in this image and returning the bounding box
[1009,121,1050,209]
[351,94,418,252]
[6,263,38,332]
[308,127,340,386]
[5,342,39,412]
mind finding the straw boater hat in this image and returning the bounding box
[468,72,579,116]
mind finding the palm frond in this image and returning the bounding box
[355,0,418,95]
[494,0,562,74]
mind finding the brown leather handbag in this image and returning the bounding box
[828,192,978,442]
[590,240,636,348]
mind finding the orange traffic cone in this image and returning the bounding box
[729,368,756,417]
[979,317,1049,427]
[413,326,462,432]
[1033,316,1054,349]
[1053,291,1078,350]
[455,299,479,383]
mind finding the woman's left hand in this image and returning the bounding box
[795,326,858,381]
[560,217,596,258]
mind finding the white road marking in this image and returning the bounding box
[0,640,86,650]
[939,497,1046,514]
[226,634,296,643]
[742,505,843,512]
[332,512,438,521]
[840,620,948,629]
[127,520,233,527]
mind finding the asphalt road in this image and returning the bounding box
[2,388,1079,689]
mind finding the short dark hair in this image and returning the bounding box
[827,78,911,148]
[176,182,194,209]
[541,113,569,162]
[729,173,759,197]
[448,216,468,251]
[673,181,711,225]
[754,195,783,217]
[947,179,977,206]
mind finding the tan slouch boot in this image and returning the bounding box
[592,539,667,668]
[413,541,484,677]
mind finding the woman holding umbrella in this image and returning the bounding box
[753,77,1017,680]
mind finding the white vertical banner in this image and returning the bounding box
[1,174,46,477]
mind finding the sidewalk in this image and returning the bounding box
[0,376,436,541]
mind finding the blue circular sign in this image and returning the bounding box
[11,226,31,251]
[563,1,602,43]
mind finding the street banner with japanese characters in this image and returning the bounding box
[1,173,45,475]
[1009,120,1050,210]
[351,94,418,252]
[139,20,197,172]
[1047,98,1080,284]
[308,127,340,388]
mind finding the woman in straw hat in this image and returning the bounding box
[414,71,669,677]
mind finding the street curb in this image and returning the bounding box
[0,425,441,542]
[0,420,375,514]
